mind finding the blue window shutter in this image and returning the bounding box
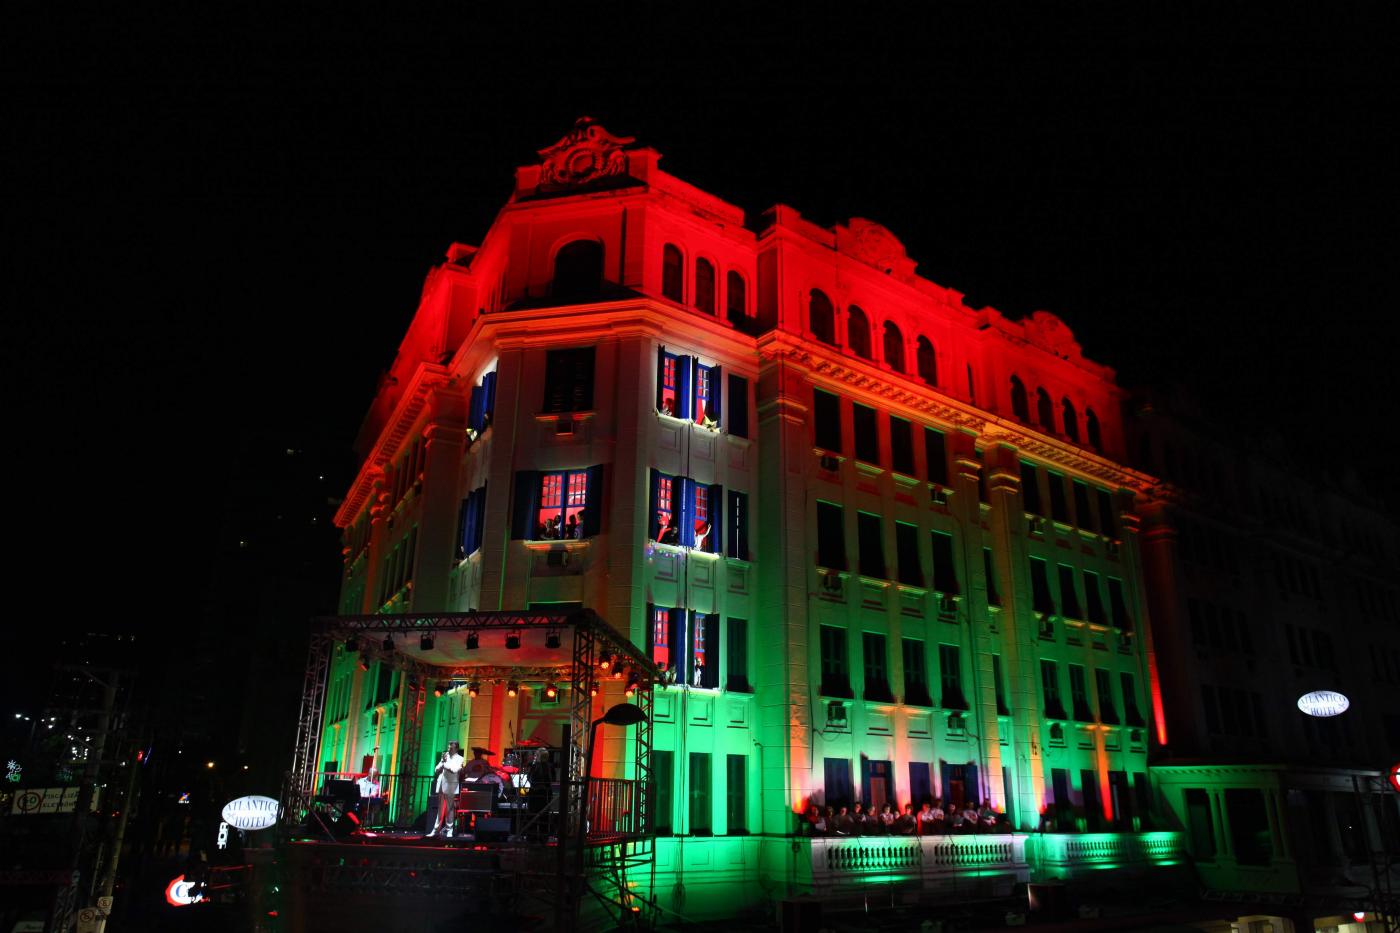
[676,357,693,420]
[710,365,723,427]
[468,484,487,555]
[965,763,979,804]
[582,464,604,537]
[669,609,686,682]
[648,470,662,540]
[709,484,723,555]
[679,478,695,547]
[860,757,872,809]
[511,471,538,539]
[482,371,497,424]
[645,603,656,657]
[456,498,471,558]
[656,346,667,412]
[469,385,484,432]
[702,614,719,688]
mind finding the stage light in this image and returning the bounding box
[599,654,612,671]
[626,674,639,696]
[590,683,599,697]
[358,657,370,672]
[345,637,359,652]
[545,683,558,699]
[467,681,479,698]
[420,633,434,651]
[1353,912,1366,923]
[613,665,625,680]
[465,632,479,650]
[545,630,562,649]
[382,635,394,651]
[505,632,521,650]
[433,687,443,698]
[507,681,519,697]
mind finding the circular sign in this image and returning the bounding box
[15,791,42,814]
[220,795,279,831]
[165,875,205,907]
[1296,690,1349,717]
[1388,761,1399,794]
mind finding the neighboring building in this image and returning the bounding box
[1131,392,1400,924]
[320,119,1189,920]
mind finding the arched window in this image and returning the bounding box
[662,244,684,302]
[883,321,905,373]
[916,336,937,386]
[726,271,746,325]
[1036,388,1054,432]
[1086,408,1102,451]
[847,306,872,359]
[552,239,603,300]
[695,258,716,314]
[1062,398,1079,443]
[810,289,836,346]
[1010,376,1029,421]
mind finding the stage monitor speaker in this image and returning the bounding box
[475,816,513,841]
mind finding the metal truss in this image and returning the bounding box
[285,630,332,822]
[394,676,427,826]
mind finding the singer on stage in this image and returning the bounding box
[429,741,465,837]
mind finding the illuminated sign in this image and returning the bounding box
[221,795,279,831]
[1296,690,1349,717]
[1388,761,1399,794]
[164,875,205,907]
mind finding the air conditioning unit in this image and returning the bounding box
[820,573,844,596]
[826,701,847,726]
[818,454,840,472]
[930,485,949,505]
[555,418,574,436]
[1105,540,1120,557]
[1038,615,1056,638]
[937,592,958,620]
[1028,516,1046,536]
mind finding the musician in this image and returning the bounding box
[356,767,384,827]
[429,741,464,837]
[463,746,507,798]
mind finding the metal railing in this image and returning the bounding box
[587,777,641,838]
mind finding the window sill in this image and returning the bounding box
[523,539,593,552]
[854,460,885,477]
[647,541,720,559]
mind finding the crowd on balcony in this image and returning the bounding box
[800,799,1004,836]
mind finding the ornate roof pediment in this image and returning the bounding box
[536,117,635,192]
[1023,310,1082,361]
[836,218,918,280]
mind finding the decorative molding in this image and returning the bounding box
[536,117,634,192]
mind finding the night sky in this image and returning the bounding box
[5,6,1395,721]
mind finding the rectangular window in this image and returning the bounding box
[726,490,749,560]
[726,754,747,834]
[992,654,1009,715]
[692,613,718,689]
[853,403,880,465]
[690,481,721,553]
[653,750,674,835]
[1058,565,1083,618]
[457,483,488,559]
[1030,558,1055,613]
[816,501,846,570]
[984,548,1001,606]
[938,644,966,710]
[862,632,891,701]
[1084,570,1107,625]
[1184,788,1215,859]
[924,428,948,485]
[518,467,601,540]
[857,512,885,579]
[1108,578,1131,631]
[890,415,915,475]
[823,757,854,809]
[652,471,678,543]
[727,373,750,439]
[543,347,595,413]
[1048,471,1069,523]
[931,530,959,594]
[819,625,850,697]
[689,752,712,835]
[1069,664,1092,721]
[1021,462,1043,515]
[1121,672,1143,725]
[909,762,932,807]
[468,370,497,433]
[726,619,750,692]
[1081,770,1103,831]
[1095,668,1118,724]
[1041,660,1064,718]
[895,522,922,586]
[902,639,931,706]
[1073,480,1095,532]
[657,348,688,418]
[694,362,721,427]
[1097,489,1116,538]
[814,389,842,453]
[649,606,673,671]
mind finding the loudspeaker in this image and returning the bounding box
[475,816,512,841]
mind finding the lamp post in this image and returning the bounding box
[573,702,647,900]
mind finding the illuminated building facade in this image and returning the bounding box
[320,119,1186,916]
[1131,397,1400,921]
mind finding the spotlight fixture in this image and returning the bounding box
[590,683,599,697]
[465,631,479,650]
[612,665,625,680]
[433,687,443,698]
[358,657,370,672]
[382,634,394,652]
[625,675,639,697]
[506,681,519,697]
[505,632,521,650]
[345,636,359,652]
[545,630,562,649]
[420,633,434,651]
[544,682,558,700]
[599,655,613,671]
[467,681,480,698]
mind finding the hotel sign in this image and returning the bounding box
[1296,690,1349,717]
[220,795,279,831]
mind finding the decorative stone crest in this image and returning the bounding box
[837,218,916,278]
[1023,310,1081,360]
[536,117,635,192]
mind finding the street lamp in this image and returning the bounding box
[575,703,647,877]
